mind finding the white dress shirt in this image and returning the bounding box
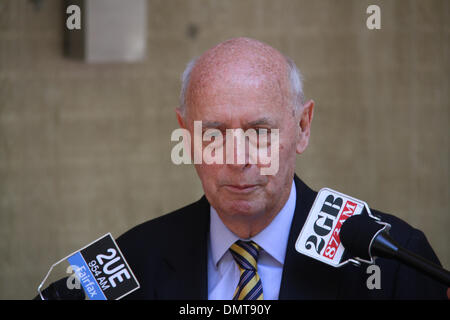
[207,180,297,300]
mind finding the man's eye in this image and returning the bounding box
[203,129,222,139]
[256,128,271,136]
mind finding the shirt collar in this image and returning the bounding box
[209,179,297,268]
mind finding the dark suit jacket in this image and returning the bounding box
[117,175,447,299]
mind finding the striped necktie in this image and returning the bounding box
[229,240,263,300]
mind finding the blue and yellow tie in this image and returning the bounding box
[229,240,263,300]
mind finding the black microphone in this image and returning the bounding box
[34,277,85,300]
[340,214,450,287]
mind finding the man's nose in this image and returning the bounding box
[225,133,254,170]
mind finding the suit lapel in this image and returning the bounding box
[155,196,210,299]
[279,175,343,299]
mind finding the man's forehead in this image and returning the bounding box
[199,37,285,66]
[189,38,288,93]
[184,38,292,121]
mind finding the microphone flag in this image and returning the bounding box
[38,233,140,300]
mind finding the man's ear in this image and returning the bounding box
[296,99,314,154]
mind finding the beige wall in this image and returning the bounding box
[0,0,448,299]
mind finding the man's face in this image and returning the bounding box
[178,64,312,228]
[177,46,313,236]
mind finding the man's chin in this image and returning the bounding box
[220,198,265,218]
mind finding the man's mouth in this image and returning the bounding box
[223,184,259,194]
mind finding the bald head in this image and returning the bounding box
[179,37,304,118]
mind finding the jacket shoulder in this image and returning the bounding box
[114,197,210,299]
[357,208,447,299]
[370,210,416,246]
[370,209,440,261]
[116,196,209,254]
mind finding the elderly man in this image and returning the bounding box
[117,38,447,299]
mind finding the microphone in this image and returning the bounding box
[36,233,140,300]
[34,277,85,300]
[340,214,450,286]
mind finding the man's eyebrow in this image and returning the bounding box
[202,121,225,129]
[200,118,276,129]
[247,118,276,127]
